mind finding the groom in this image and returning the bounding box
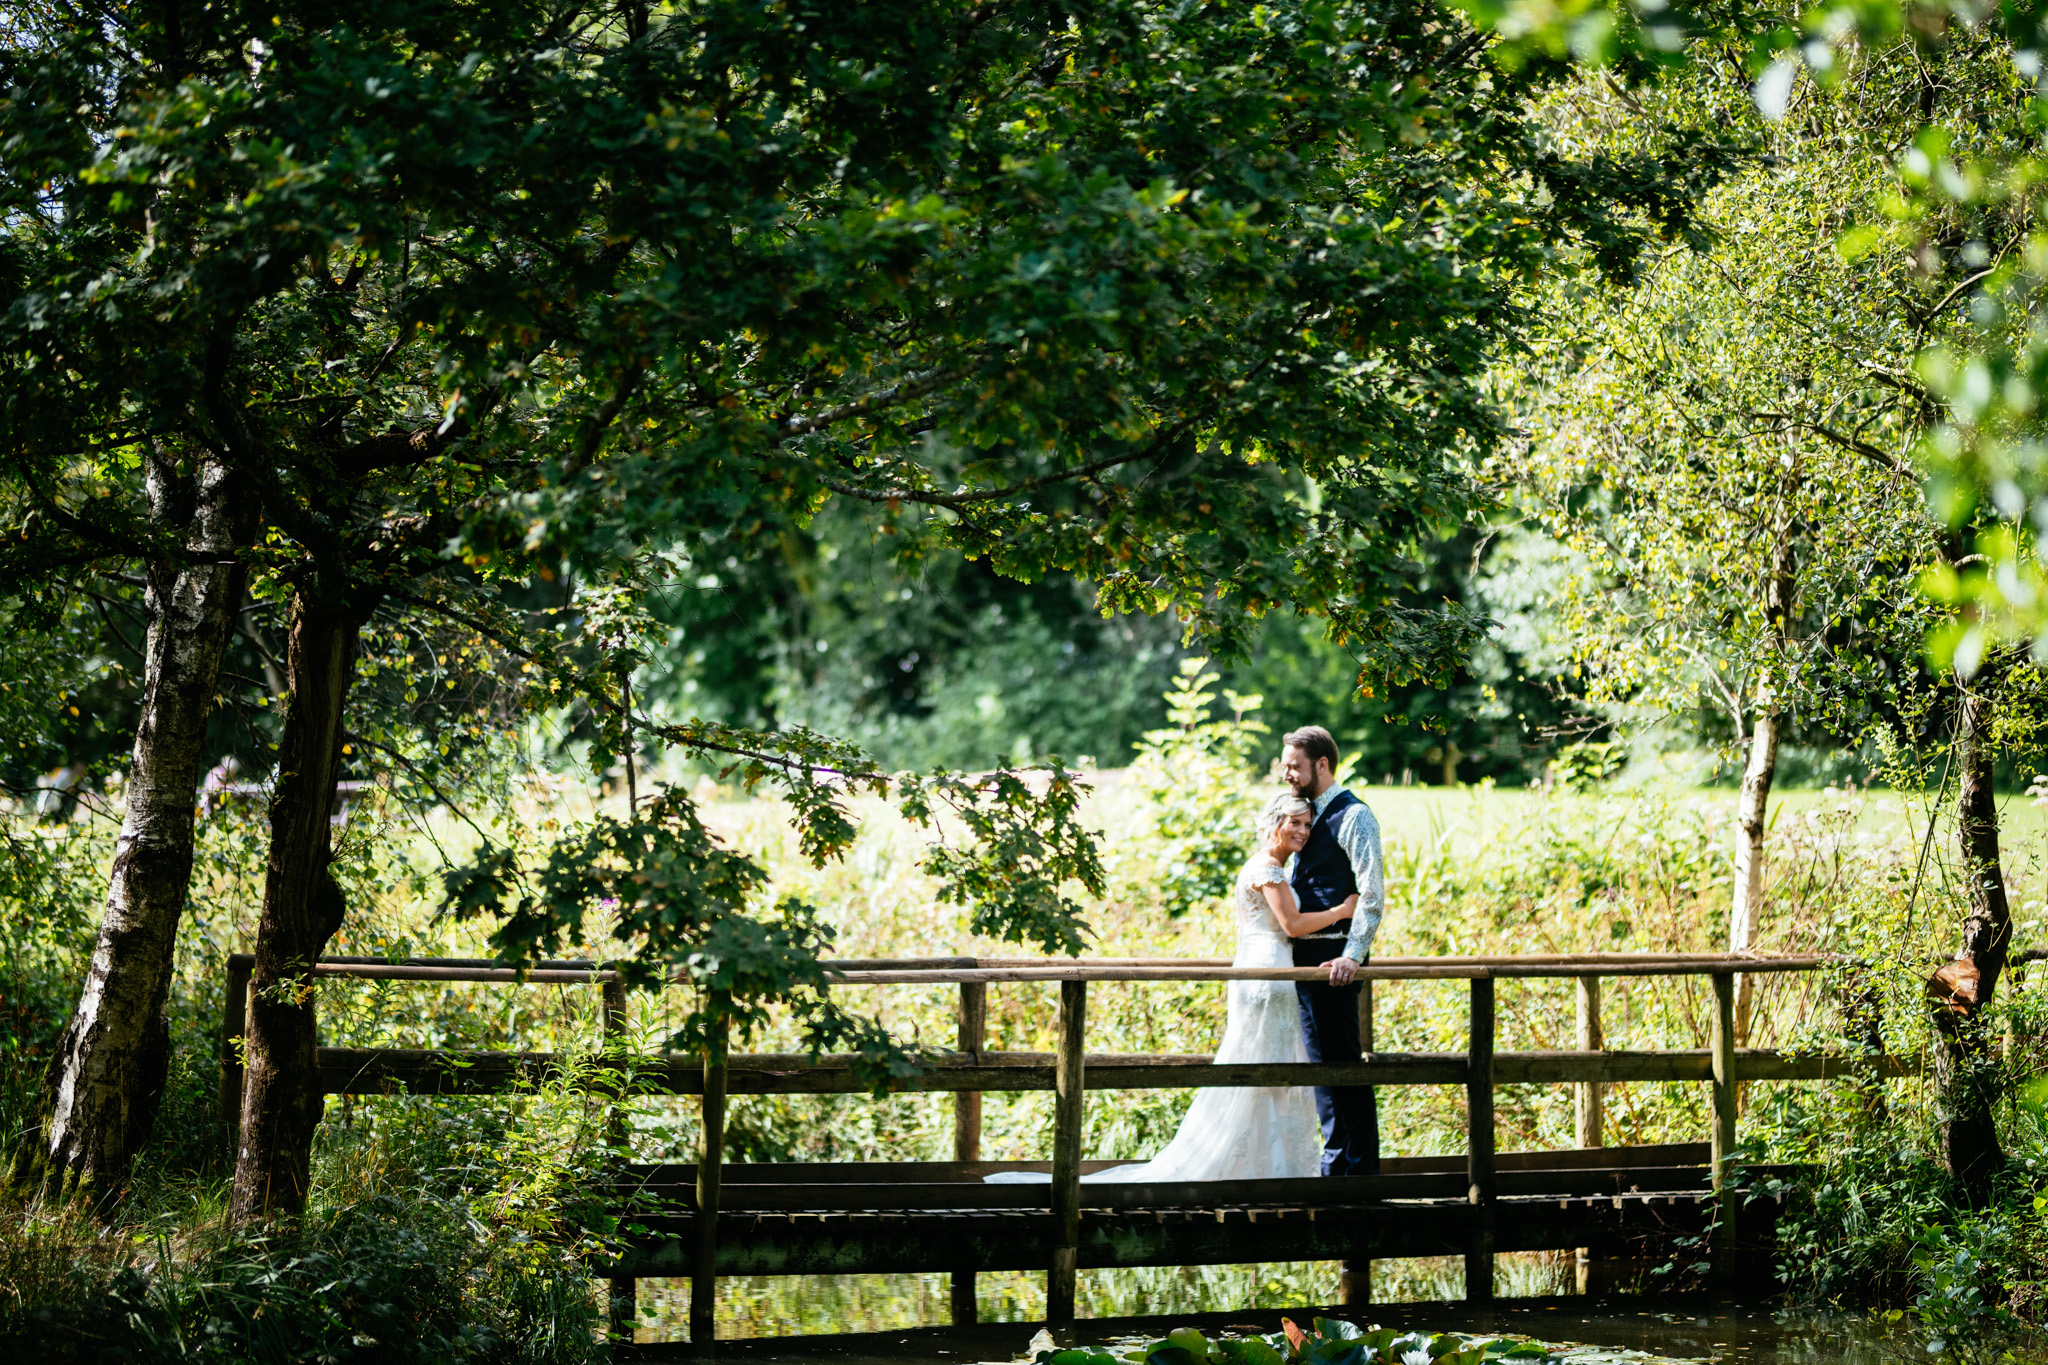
[1280,726,1384,1177]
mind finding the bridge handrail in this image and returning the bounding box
[232,949,1843,986]
[823,951,1836,971]
[821,953,1838,984]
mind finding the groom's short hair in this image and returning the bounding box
[1283,725,1340,775]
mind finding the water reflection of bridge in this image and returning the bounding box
[223,951,1907,1348]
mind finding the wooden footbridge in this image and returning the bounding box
[218,950,1909,1348]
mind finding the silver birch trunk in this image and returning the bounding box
[33,455,249,1194]
[1730,707,1779,1043]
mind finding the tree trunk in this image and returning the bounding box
[1729,708,1779,1042]
[1731,458,1799,1045]
[230,594,360,1223]
[1930,685,2011,1206]
[29,455,248,1197]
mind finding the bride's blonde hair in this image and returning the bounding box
[1256,792,1312,839]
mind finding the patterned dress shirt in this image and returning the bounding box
[1290,784,1385,963]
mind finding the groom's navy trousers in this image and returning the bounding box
[1291,936,1380,1176]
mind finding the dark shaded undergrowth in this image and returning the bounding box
[0,1191,597,1364]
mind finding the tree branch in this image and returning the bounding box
[563,364,647,476]
[16,468,149,559]
[330,426,444,477]
[1857,359,1932,405]
[342,729,497,846]
[398,592,872,781]
[329,380,509,479]
[780,367,957,439]
[1749,411,1917,484]
[818,422,1193,512]
[1918,265,1998,331]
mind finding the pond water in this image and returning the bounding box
[632,1298,1939,1364]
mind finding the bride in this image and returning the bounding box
[990,792,1359,1185]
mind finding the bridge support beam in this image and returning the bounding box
[955,981,986,1162]
[1573,975,1603,1293]
[1338,1258,1370,1306]
[1464,975,1496,1303]
[1574,977,1604,1147]
[609,1279,638,1347]
[953,981,986,1325]
[1349,979,1375,1307]
[603,974,635,1344]
[692,994,729,1353]
[603,973,629,1149]
[1710,971,1738,1292]
[1048,979,1087,1327]
[950,1271,977,1327]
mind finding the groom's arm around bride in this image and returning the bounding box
[1278,726,1384,1177]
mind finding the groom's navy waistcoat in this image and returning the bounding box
[1292,787,1361,927]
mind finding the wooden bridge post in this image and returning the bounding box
[218,952,252,1148]
[602,972,630,1145]
[601,971,635,1343]
[1464,974,1496,1303]
[1574,976,1603,1147]
[1048,979,1087,1328]
[1709,971,1737,1177]
[692,992,731,1353]
[1573,973,1604,1294]
[1709,970,1738,1290]
[952,981,988,1325]
[1841,964,1888,1122]
[1339,980,1375,1306]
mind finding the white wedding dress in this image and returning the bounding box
[987,855,1322,1184]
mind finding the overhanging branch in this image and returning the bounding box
[1750,411,1917,484]
[817,420,1195,513]
[398,592,875,781]
[779,367,957,439]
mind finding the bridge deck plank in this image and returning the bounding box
[604,1188,1767,1279]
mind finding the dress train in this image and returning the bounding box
[986,856,1321,1185]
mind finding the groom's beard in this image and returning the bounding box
[1285,778,1317,800]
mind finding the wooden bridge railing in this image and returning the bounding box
[220,950,1907,1342]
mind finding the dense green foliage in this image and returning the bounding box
[638,512,1582,782]
[8,0,2048,1353]
[0,0,1737,1124]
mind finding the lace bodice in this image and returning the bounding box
[1233,856,1294,964]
